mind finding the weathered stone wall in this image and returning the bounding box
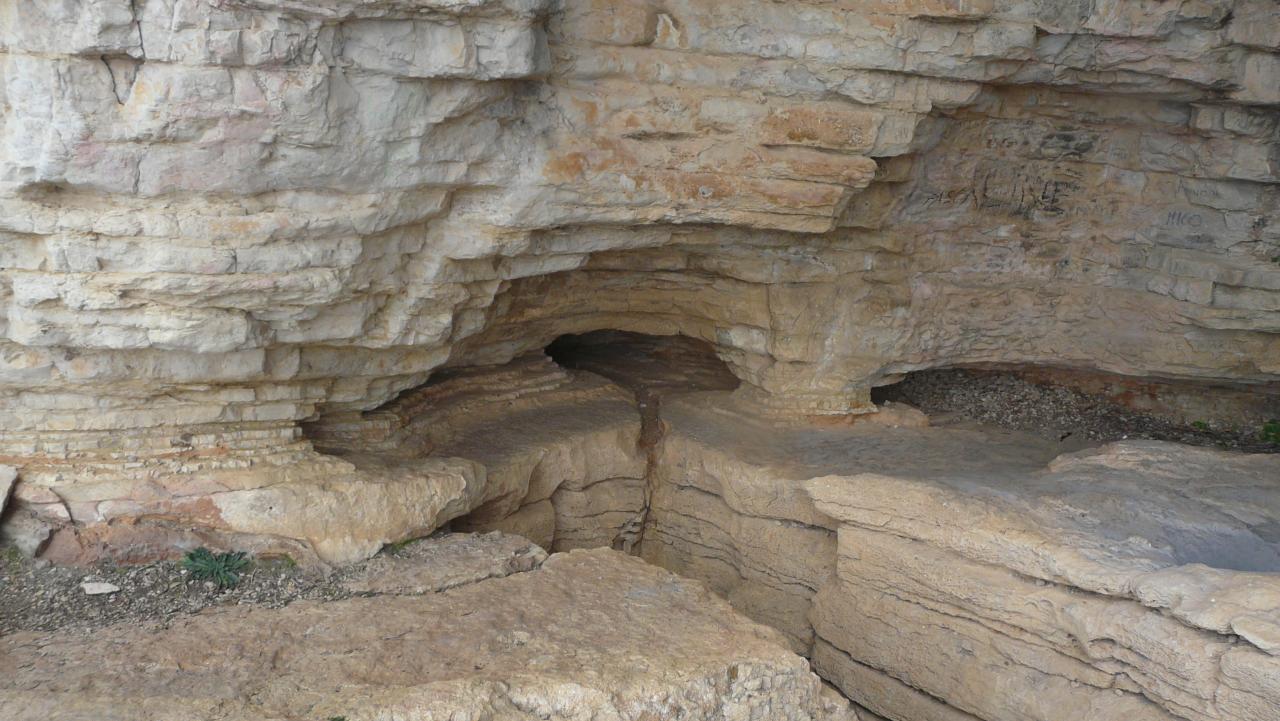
[1,0,1277,553]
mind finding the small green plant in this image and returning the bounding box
[1191,420,1210,431]
[1261,420,1280,445]
[182,547,250,589]
[327,717,347,721]
[256,553,297,570]
[3,544,23,569]
[385,536,424,556]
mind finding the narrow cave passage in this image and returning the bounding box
[542,331,741,552]
[545,330,741,399]
[440,331,742,556]
[545,330,739,455]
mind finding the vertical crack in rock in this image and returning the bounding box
[544,332,742,556]
[129,0,146,59]
[612,382,664,554]
[101,55,140,104]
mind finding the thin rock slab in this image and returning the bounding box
[806,441,1280,646]
[806,440,1280,721]
[340,531,548,595]
[0,548,850,721]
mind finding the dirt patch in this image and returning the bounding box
[0,531,542,635]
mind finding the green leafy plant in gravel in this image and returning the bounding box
[1262,420,1280,445]
[3,544,22,571]
[181,547,250,589]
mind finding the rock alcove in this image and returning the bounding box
[2,0,1279,719]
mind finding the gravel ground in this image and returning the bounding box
[0,535,444,636]
[879,369,1280,454]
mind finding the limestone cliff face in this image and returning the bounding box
[0,1,1277,552]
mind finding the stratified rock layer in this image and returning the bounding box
[1,0,1277,531]
[3,354,644,564]
[3,350,1278,721]
[0,545,852,721]
[640,391,1062,654]
[808,442,1280,721]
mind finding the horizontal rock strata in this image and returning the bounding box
[640,390,1064,654]
[3,355,644,564]
[3,345,1277,721]
[808,442,1280,721]
[0,543,853,721]
[1,0,1278,520]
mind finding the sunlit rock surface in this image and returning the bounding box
[1,1,1277,530]
[808,442,1280,721]
[0,543,854,721]
[1,13,1278,720]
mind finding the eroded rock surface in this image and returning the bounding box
[808,442,1280,721]
[0,546,852,721]
[2,354,646,563]
[339,530,548,595]
[1,0,1278,548]
[641,390,1062,654]
[1,4,1278,718]
[3,343,1277,721]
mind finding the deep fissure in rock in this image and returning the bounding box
[446,331,740,552]
[546,330,742,551]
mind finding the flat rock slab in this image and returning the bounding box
[807,440,1280,647]
[0,548,847,721]
[807,440,1280,721]
[342,531,548,595]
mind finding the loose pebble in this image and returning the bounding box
[80,582,121,596]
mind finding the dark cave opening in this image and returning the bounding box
[544,330,741,399]
[873,365,1280,453]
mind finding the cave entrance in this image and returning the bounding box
[872,365,1280,453]
[545,329,740,476]
[545,330,740,400]
[449,330,740,554]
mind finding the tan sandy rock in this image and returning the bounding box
[1,0,1277,548]
[340,531,548,596]
[641,390,1061,654]
[0,548,851,721]
[807,441,1280,721]
[0,4,1278,718]
[9,356,646,564]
